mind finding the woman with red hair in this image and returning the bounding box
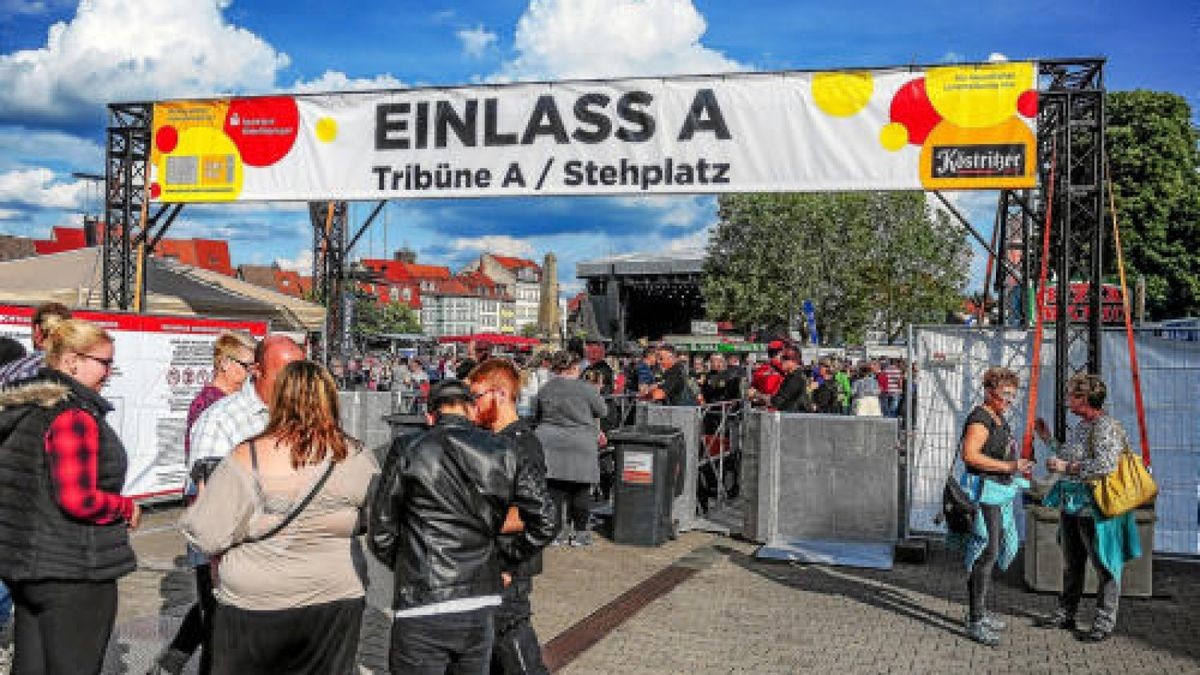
[182,360,379,674]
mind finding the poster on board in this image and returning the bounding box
[149,61,1039,203]
[0,305,268,500]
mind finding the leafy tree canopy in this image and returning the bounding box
[1106,91,1200,319]
[703,191,970,344]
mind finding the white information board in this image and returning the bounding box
[0,305,268,500]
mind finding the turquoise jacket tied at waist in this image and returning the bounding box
[1043,480,1142,582]
[951,474,1029,572]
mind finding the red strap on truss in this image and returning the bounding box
[1106,157,1152,467]
[1021,141,1057,460]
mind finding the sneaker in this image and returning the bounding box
[1076,626,1112,643]
[965,620,1000,647]
[570,531,593,547]
[1033,610,1077,631]
[982,613,1008,632]
[966,611,1008,632]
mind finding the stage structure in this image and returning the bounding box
[576,254,704,348]
[101,58,1106,433]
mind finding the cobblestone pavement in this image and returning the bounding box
[98,505,1199,674]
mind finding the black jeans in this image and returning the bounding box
[966,503,1002,622]
[7,578,118,675]
[211,598,363,675]
[391,607,495,675]
[491,577,548,675]
[1059,512,1121,632]
[547,479,591,533]
[163,563,215,673]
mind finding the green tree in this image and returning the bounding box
[353,295,422,338]
[1106,91,1200,319]
[704,192,969,343]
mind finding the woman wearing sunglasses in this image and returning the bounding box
[0,318,140,674]
[958,367,1033,646]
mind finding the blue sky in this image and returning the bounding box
[0,0,1196,297]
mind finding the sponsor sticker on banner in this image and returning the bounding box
[622,451,654,485]
[149,62,1038,203]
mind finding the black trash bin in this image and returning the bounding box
[609,424,685,546]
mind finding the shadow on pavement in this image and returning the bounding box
[717,540,1200,664]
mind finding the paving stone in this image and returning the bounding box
[90,505,1200,674]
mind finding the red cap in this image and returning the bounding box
[767,340,784,350]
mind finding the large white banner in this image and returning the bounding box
[0,306,268,500]
[150,62,1039,203]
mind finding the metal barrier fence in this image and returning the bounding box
[696,400,743,513]
[906,325,1200,556]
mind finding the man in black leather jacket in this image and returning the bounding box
[368,379,556,674]
[467,358,555,674]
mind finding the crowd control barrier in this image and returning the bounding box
[742,410,899,568]
[640,404,706,534]
[338,391,394,451]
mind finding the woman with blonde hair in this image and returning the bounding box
[183,360,379,674]
[153,330,256,674]
[0,319,140,674]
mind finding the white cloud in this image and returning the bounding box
[662,225,709,254]
[0,0,289,125]
[276,248,312,272]
[941,51,964,63]
[497,0,746,81]
[612,195,715,228]
[457,26,498,59]
[0,127,104,172]
[451,235,535,258]
[0,208,21,220]
[0,168,88,209]
[987,52,1009,62]
[291,70,405,93]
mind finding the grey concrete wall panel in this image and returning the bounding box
[772,414,898,543]
[741,409,781,544]
[1024,505,1155,597]
[339,391,395,452]
[643,405,702,533]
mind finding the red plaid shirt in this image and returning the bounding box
[43,409,134,524]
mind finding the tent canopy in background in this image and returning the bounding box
[0,247,325,332]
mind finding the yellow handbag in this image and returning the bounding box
[1090,440,1157,518]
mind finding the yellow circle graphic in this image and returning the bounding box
[925,62,1033,129]
[880,122,909,151]
[812,72,874,117]
[316,117,338,143]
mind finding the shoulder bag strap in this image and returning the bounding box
[241,449,336,545]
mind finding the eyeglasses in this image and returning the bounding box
[75,352,114,370]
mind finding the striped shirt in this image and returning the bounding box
[188,384,269,467]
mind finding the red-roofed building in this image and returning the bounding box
[460,253,542,331]
[360,255,453,312]
[237,263,313,300]
[32,225,234,276]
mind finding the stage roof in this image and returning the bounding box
[575,253,704,278]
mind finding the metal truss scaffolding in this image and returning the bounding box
[102,103,152,310]
[997,58,1106,437]
[310,201,348,366]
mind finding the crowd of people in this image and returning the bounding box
[0,304,1147,671]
